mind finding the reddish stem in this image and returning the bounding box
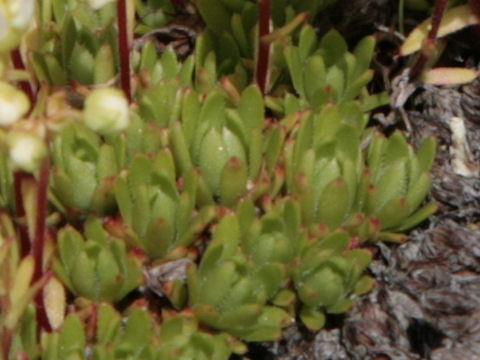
[32,157,51,332]
[32,157,49,281]
[256,0,271,94]
[409,0,448,80]
[428,0,448,40]
[14,172,32,257]
[117,0,132,102]
[33,292,52,333]
[1,328,13,360]
[10,49,36,104]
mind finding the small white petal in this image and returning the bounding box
[9,132,47,172]
[83,87,130,135]
[87,0,115,10]
[9,0,34,30]
[0,82,30,126]
[0,7,8,41]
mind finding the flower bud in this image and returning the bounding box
[86,0,115,10]
[0,0,35,52]
[7,0,34,29]
[8,131,47,172]
[0,81,30,126]
[83,87,129,135]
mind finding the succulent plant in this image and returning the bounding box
[285,109,437,241]
[50,122,120,214]
[187,210,294,341]
[53,219,143,302]
[361,131,437,239]
[113,152,216,260]
[31,2,118,86]
[0,0,439,358]
[39,302,245,360]
[292,230,373,330]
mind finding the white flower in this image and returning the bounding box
[7,0,34,30]
[0,0,35,52]
[9,131,47,172]
[83,87,130,135]
[0,81,30,126]
[86,0,115,11]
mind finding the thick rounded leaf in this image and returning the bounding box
[197,261,237,306]
[216,303,262,329]
[199,128,229,193]
[219,156,247,207]
[298,267,344,308]
[300,306,326,331]
[316,177,350,229]
[58,314,86,358]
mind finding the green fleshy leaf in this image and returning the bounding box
[303,55,326,103]
[96,303,121,344]
[353,36,375,78]
[69,43,94,84]
[375,158,408,208]
[197,261,237,306]
[353,275,374,296]
[113,176,132,225]
[416,137,437,174]
[325,65,344,100]
[70,247,99,299]
[58,226,85,275]
[298,25,318,59]
[326,298,355,314]
[171,121,193,175]
[160,47,180,79]
[264,125,285,175]
[316,177,350,228]
[318,29,347,67]
[300,307,326,331]
[96,145,118,181]
[211,214,240,259]
[197,0,231,34]
[219,156,247,207]
[231,13,249,56]
[181,90,201,146]
[139,40,158,73]
[45,53,67,86]
[284,45,304,97]
[238,84,264,133]
[376,197,410,230]
[199,91,226,130]
[298,266,344,308]
[199,128,229,193]
[216,303,262,329]
[406,171,432,213]
[58,314,86,358]
[94,43,115,84]
[144,217,173,259]
[233,306,292,342]
[123,308,152,349]
[393,201,437,232]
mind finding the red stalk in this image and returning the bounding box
[117,0,132,102]
[14,172,32,257]
[32,157,51,332]
[10,49,36,104]
[409,0,448,80]
[256,0,271,94]
[1,328,13,360]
